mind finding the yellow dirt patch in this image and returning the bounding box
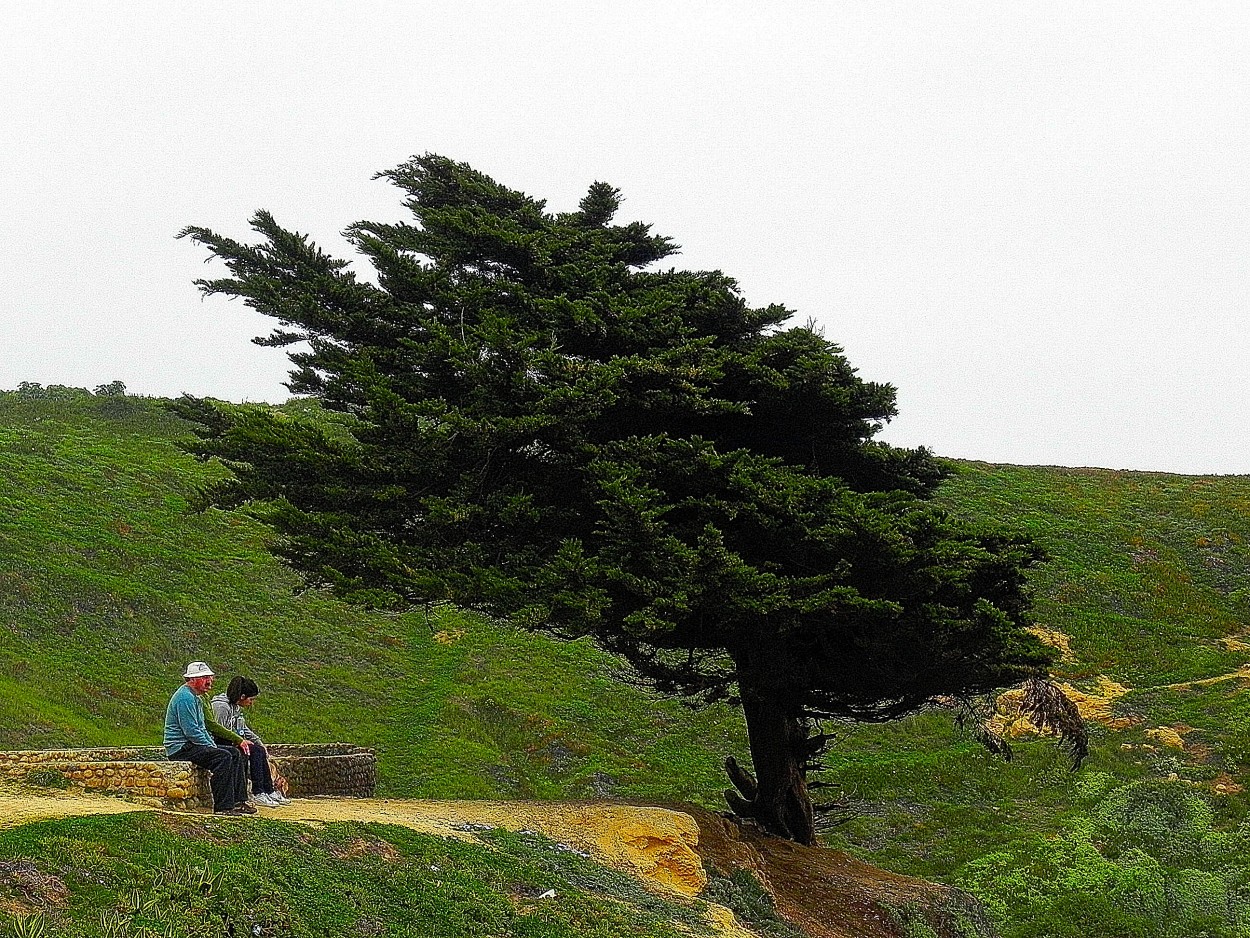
[703,902,761,938]
[1028,626,1075,660]
[1156,664,1250,691]
[0,790,705,896]
[0,786,158,828]
[1145,727,1186,749]
[1062,677,1133,726]
[268,799,708,897]
[1218,637,1250,652]
[986,690,1034,738]
[1213,773,1245,795]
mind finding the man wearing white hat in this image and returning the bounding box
[163,661,253,815]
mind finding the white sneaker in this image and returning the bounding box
[251,792,280,808]
[271,791,292,804]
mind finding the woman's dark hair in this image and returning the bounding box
[227,676,260,705]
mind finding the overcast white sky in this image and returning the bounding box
[2,3,1247,474]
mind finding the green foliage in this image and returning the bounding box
[701,866,805,938]
[1093,779,1215,864]
[952,780,1250,938]
[815,461,1250,937]
[5,912,48,938]
[20,769,70,791]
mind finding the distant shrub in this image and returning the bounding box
[957,780,1250,938]
[1094,779,1214,864]
[703,866,804,938]
[1072,769,1115,801]
[22,768,70,790]
[8,382,91,401]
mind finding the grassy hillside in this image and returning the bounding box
[5,387,1250,937]
[0,389,745,806]
[818,462,1250,937]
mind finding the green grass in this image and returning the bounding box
[7,388,1250,936]
[0,810,740,938]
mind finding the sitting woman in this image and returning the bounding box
[211,676,291,807]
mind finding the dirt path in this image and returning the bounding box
[0,787,152,828]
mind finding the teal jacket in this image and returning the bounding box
[163,684,244,756]
[163,684,215,756]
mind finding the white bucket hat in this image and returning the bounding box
[183,661,215,679]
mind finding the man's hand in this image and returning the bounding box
[239,740,252,755]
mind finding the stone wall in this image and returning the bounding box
[0,747,208,809]
[267,744,377,798]
[0,744,376,810]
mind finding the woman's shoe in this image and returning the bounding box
[270,791,292,805]
[251,792,280,807]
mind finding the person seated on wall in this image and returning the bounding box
[211,676,291,807]
[199,680,267,804]
[163,661,255,816]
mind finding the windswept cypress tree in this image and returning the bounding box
[176,155,1059,844]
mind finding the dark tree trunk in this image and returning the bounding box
[723,680,817,846]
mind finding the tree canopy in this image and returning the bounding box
[176,154,1060,844]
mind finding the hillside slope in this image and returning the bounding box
[6,388,1250,937]
[0,390,745,806]
[819,461,1250,937]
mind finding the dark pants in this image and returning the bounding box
[247,742,275,795]
[174,742,247,811]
